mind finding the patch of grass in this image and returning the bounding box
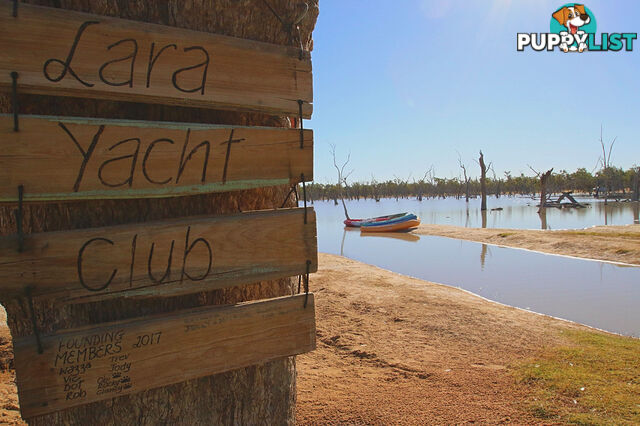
[616,249,631,254]
[564,231,640,239]
[496,232,515,238]
[513,330,640,425]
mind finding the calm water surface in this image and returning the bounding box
[310,197,640,337]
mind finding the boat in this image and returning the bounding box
[360,213,421,233]
[344,212,408,228]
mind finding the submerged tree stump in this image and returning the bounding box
[0,1,318,424]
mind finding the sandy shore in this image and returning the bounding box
[415,224,640,265]
[296,253,595,424]
[1,251,635,424]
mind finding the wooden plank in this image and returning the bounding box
[0,115,313,201]
[0,2,312,117]
[0,208,317,301]
[13,293,316,418]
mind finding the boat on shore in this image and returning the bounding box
[360,213,421,233]
[344,212,408,228]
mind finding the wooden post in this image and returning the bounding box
[0,0,318,424]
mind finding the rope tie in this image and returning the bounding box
[298,99,305,148]
[301,173,307,224]
[303,260,311,307]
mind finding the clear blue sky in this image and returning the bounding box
[308,0,640,183]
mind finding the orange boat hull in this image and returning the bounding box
[360,219,420,233]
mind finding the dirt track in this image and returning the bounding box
[296,253,587,424]
[415,224,640,265]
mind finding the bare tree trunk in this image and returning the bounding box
[539,209,548,230]
[479,151,487,211]
[1,1,318,424]
[340,187,351,220]
[465,180,470,202]
[538,169,554,213]
[632,168,639,202]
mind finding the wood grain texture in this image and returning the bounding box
[0,1,313,117]
[0,115,313,201]
[13,294,316,418]
[0,1,319,424]
[0,208,317,301]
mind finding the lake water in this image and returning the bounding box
[312,195,640,231]
[309,197,640,337]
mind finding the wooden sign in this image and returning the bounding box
[0,208,317,301]
[0,2,312,117]
[0,115,313,201]
[13,293,316,418]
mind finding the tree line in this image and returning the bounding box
[307,166,640,203]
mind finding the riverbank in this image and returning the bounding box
[415,224,640,265]
[296,253,639,424]
[1,253,638,424]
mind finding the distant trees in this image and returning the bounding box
[306,166,638,202]
[330,144,353,219]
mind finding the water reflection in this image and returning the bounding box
[312,197,639,230]
[313,198,640,337]
[340,227,420,256]
[337,231,640,337]
[360,231,420,243]
[480,243,488,270]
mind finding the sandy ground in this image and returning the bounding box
[296,253,587,425]
[0,251,616,424]
[0,308,22,425]
[415,224,640,265]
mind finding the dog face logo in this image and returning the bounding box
[551,4,595,52]
[553,5,590,34]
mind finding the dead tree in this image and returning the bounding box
[529,166,554,212]
[478,151,490,210]
[597,125,617,204]
[490,167,500,199]
[330,144,353,220]
[457,152,471,202]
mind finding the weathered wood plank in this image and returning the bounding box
[13,293,316,418]
[0,115,313,201]
[0,2,312,117]
[0,207,317,301]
